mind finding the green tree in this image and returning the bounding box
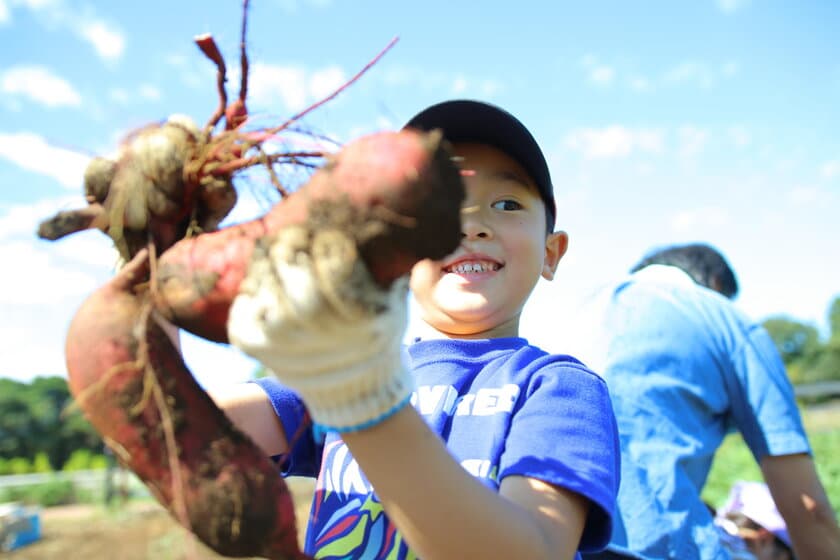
[806,337,840,383]
[828,295,840,339]
[0,380,39,459]
[33,451,53,473]
[8,457,31,474]
[0,376,102,467]
[762,317,821,366]
[62,449,95,471]
[805,296,840,383]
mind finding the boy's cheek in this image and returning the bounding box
[409,259,439,291]
[409,259,450,293]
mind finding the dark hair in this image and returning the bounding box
[631,243,739,299]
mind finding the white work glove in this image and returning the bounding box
[227,225,413,434]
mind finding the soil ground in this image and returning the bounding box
[5,403,838,559]
[4,478,316,560]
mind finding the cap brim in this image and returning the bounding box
[404,100,555,227]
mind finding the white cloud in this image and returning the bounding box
[787,185,827,205]
[664,61,715,89]
[662,60,738,89]
[273,0,332,13]
[109,87,130,104]
[248,63,358,112]
[565,126,664,159]
[0,195,81,239]
[0,240,102,305]
[580,54,615,86]
[677,126,709,157]
[377,63,501,98]
[479,79,503,97]
[107,85,163,104]
[139,84,161,101]
[589,65,615,86]
[8,0,125,61]
[0,200,256,384]
[308,66,347,101]
[576,55,737,93]
[669,206,731,231]
[0,222,117,380]
[79,20,124,61]
[1,65,81,107]
[0,132,90,188]
[249,62,308,111]
[722,61,740,76]
[629,76,652,93]
[0,0,9,23]
[380,65,415,87]
[164,53,207,89]
[821,160,840,179]
[14,0,60,9]
[580,54,597,67]
[580,56,735,93]
[728,126,751,148]
[589,66,615,86]
[448,75,502,97]
[717,0,749,14]
[0,198,118,268]
[452,75,468,95]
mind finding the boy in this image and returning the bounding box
[216,100,620,559]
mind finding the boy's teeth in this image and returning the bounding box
[449,261,496,273]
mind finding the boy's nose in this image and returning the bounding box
[460,204,492,240]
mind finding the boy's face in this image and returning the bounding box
[410,142,568,338]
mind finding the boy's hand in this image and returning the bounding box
[227,225,413,432]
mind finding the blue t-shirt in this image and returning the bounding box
[562,265,810,560]
[256,337,620,559]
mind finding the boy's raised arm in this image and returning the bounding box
[343,405,589,560]
[208,383,289,458]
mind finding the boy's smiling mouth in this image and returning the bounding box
[441,256,503,275]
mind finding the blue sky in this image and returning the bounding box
[1,0,838,388]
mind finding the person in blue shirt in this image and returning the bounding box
[212,100,620,559]
[570,243,840,559]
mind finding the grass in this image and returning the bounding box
[703,401,840,512]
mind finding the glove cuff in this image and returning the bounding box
[288,348,414,435]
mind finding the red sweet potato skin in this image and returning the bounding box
[65,258,308,560]
[153,128,464,342]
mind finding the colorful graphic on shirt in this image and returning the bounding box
[308,439,416,559]
[307,382,518,558]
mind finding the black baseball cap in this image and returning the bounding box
[404,99,556,230]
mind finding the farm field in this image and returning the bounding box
[5,403,839,559]
[5,478,316,560]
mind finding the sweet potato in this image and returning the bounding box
[65,252,307,560]
[152,128,465,342]
[37,115,237,262]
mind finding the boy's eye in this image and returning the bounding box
[491,199,523,211]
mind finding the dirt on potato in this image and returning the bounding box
[5,478,315,560]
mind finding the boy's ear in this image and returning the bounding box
[542,231,568,281]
